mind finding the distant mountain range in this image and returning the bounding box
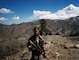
[46,16,79,36]
[0,16,79,39]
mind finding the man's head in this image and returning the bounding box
[33,27,40,36]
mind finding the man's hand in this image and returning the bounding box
[28,45,32,48]
[28,45,32,52]
[42,51,47,58]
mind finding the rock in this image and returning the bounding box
[55,52,61,58]
[75,44,79,48]
[44,41,53,51]
[64,42,74,49]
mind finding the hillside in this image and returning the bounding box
[1,35,79,60]
[0,16,79,60]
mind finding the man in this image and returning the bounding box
[27,27,46,60]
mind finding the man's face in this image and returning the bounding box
[35,28,40,35]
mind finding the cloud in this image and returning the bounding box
[29,4,79,20]
[13,16,20,20]
[33,10,51,16]
[0,8,14,14]
[0,17,8,21]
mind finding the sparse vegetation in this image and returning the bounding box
[40,19,50,35]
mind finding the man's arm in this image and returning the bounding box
[27,37,32,51]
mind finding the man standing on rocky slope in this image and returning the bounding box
[27,27,46,60]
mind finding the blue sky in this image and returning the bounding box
[0,0,79,24]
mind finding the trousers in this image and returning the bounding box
[30,50,41,60]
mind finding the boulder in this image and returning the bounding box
[75,44,79,48]
[64,42,74,49]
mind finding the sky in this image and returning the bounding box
[0,0,79,24]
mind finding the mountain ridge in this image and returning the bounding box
[0,16,79,37]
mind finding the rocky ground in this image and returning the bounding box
[2,35,79,60]
[43,35,79,60]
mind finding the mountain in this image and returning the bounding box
[0,16,79,38]
[46,16,79,36]
[63,4,77,10]
[0,16,79,59]
[0,20,40,59]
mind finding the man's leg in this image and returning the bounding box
[30,51,39,60]
[30,51,35,60]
